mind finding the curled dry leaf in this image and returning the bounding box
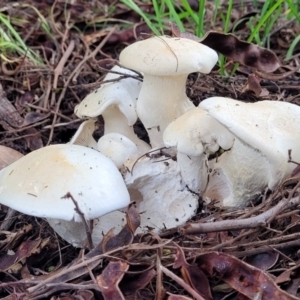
[201,32,281,73]
[102,202,140,253]
[77,290,95,300]
[170,23,280,72]
[173,244,212,300]
[97,260,129,300]
[246,251,279,271]
[120,266,156,297]
[0,145,23,170]
[291,165,300,177]
[0,239,41,272]
[241,73,262,96]
[197,252,299,300]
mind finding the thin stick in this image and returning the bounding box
[181,195,300,235]
[61,192,94,249]
[161,266,205,300]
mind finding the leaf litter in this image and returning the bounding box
[0,1,300,299]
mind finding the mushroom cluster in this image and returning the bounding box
[1,35,300,248]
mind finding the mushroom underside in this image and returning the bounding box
[48,156,199,247]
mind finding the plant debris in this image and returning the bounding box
[1,1,300,299]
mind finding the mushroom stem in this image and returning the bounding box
[137,74,194,148]
[177,152,209,194]
[204,138,270,208]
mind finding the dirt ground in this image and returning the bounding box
[0,1,300,299]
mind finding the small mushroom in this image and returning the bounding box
[97,133,140,170]
[163,107,235,194]
[0,144,130,247]
[74,65,150,154]
[119,35,218,148]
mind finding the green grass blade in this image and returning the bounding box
[120,0,160,35]
[247,0,283,43]
[285,34,300,60]
[165,0,185,31]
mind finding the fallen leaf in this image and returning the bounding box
[97,260,129,300]
[0,239,41,272]
[276,269,293,284]
[120,266,156,297]
[197,252,299,300]
[173,244,212,300]
[102,203,140,252]
[0,145,23,170]
[170,24,280,72]
[77,290,95,300]
[242,73,262,96]
[246,251,279,271]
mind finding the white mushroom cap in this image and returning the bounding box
[163,107,235,156]
[163,107,235,193]
[97,133,140,169]
[199,97,300,189]
[0,144,130,222]
[73,65,149,154]
[120,36,218,76]
[74,65,141,125]
[119,36,218,148]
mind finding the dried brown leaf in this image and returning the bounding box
[246,251,279,271]
[0,239,41,272]
[276,269,293,284]
[173,244,212,300]
[102,203,140,252]
[120,267,156,296]
[0,145,23,170]
[201,32,281,72]
[291,165,300,177]
[198,252,298,300]
[242,73,262,96]
[77,290,95,300]
[170,24,280,72]
[97,260,129,300]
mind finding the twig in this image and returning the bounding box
[51,40,75,106]
[61,192,94,250]
[46,26,117,145]
[160,265,205,300]
[181,196,300,235]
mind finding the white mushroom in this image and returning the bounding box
[164,97,300,208]
[163,107,235,194]
[97,133,140,170]
[119,36,218,148]
[199,97,300,207]
[0,144,130,247]
[74,65,150,154]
